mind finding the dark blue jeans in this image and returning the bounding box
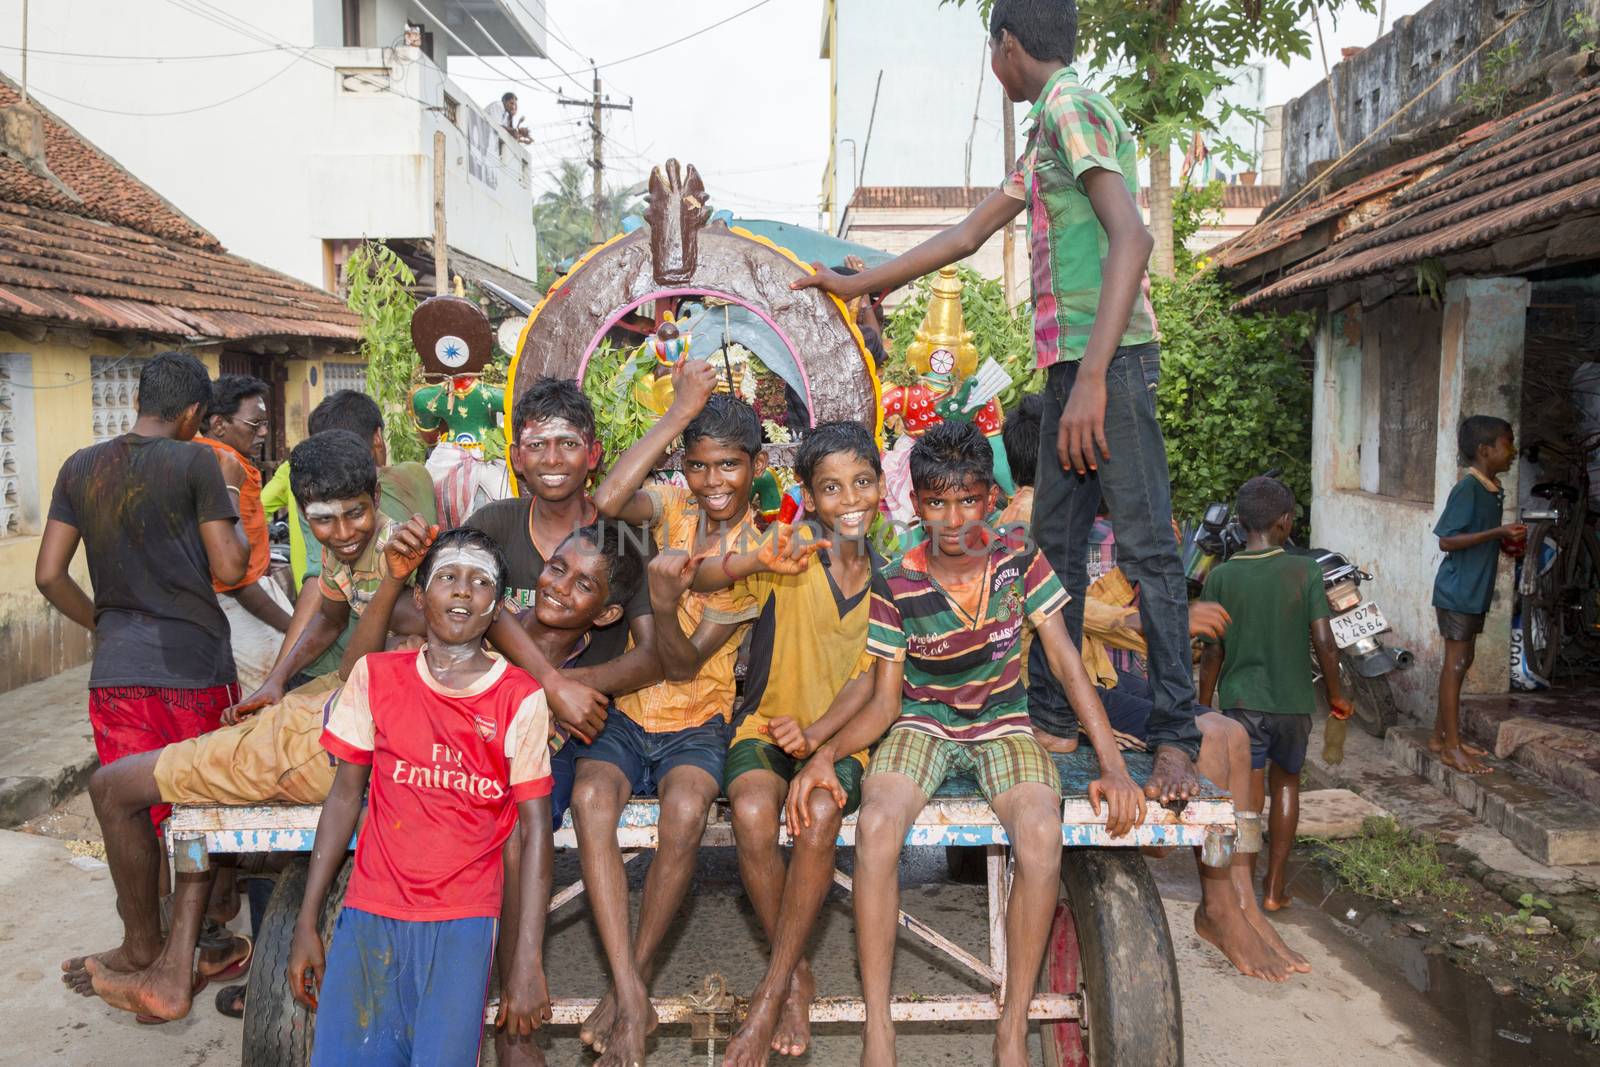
[1027,342,1203,758]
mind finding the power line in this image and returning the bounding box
[592,0,778,71]
[0,42,282,61]
[22,54,302,116]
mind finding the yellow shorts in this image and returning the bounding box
[153,674,341,806]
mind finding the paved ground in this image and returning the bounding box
[3,818,1486,1067]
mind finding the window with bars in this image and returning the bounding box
[0,354,39,537]
[322,361,368,396]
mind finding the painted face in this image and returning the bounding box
[434,333,471,370]
[683,437,760,525]
[511,417,597,502]
[217,394,269,457]
[420,546,501,645]
[534,540,614,631]
[802,452,882,541]
[913,474,997,558]
[305,495,379,564]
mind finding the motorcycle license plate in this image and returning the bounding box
[1330,602,1388,648]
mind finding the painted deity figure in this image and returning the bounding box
[408,295,510,526]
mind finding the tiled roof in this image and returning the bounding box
[0,77,358,343]
[1220,75,1600,309]
[849,183,1280,211]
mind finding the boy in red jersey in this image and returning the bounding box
[289,527,556,1066]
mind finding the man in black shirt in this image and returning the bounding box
[40,351,251,989]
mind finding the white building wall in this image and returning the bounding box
[1310,278,1531,718]
[0,0,536,288]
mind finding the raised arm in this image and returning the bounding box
[792,191,1022,300]
[35,520,94,630]
[593,359,719,523]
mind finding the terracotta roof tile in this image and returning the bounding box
[0,76,358,342]
[1221,75,1600,309]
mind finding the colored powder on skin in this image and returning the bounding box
[517,418,584,450]
[304,499,361,522]
[426,546,502,615]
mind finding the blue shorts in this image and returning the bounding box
[1223,709,1312,774]
[311,908,495,1067]
[572,709,729,795]
[550,739,578,831]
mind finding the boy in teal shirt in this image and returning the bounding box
[1198,477,1347,913]
[1432,415,1522,775]
[795,0,1206,803]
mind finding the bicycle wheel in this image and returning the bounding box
[1518,520,1563,680]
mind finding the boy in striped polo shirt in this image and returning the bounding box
[790,422,1143,1067]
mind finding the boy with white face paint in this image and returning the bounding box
[290,526,559,1067]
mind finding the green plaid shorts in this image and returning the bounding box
[724,738,866,815]
[867,727,1060,802]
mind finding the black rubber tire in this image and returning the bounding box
[242,856,351,1067]
[1343,661,1400,739]
[1518,519,1563,680]
[1056,849,1183,1067]
[945,845,988,884]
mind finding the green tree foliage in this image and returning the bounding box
[882,265,1043,408]
[343,241,425,464]
[1152,270,1314,521]
[533,161,646,290]
[581,341,659,462]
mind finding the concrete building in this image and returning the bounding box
[1217,0,1600,716]
[0,0,544,292]
[0,76,363,693]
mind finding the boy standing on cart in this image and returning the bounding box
[790,423,1143,1067]
[290,527,557,1066]
[794,0,1207,804]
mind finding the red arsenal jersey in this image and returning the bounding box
[321,649,552,921]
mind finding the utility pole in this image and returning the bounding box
[432,130,448,296]
[559,68,633,244]
[1001,96,1016,307]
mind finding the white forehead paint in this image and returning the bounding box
[427,546,502,608]
[305,499,361,522]
[518,418,585,447]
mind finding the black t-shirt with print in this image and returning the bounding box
[48,434,239,688]
[465,497,651,668]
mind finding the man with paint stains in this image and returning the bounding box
[288,527,555,1066]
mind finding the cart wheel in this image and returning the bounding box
[1049,849,1182,1067]
[243,856,351,1067]
[1041,901,1087,1067]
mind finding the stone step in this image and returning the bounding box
[1461,697,1600,807]
[1383,727,1600,866]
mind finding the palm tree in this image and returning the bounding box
[533,160,645,289]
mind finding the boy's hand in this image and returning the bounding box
[495,960,552,1036]
[1059,375,1110,475]
[786,752,846,829]
[287,921,325,1010]
[763,716,811,757]
[1188,602,1231,641]
[758,523,831,576]
[545,674,608,744]
[790,262,864,299]
[647,549,706,614]
[1498,523,1528,540]
[382,515,440,580]
[667,359,719,418]
[223,680,284,725]
[1328,695,1354,721]
[1089,768,1145,839]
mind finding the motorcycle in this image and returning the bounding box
[1182,496,1411,738]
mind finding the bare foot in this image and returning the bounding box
[196,935,251,981]
[1438,745,1492,775]
[1032,726,1079,754]
[1232,876,1310,973]
[596,1002,657,1067]
[497,1027,548,1067]
[1194,903,1288,981]
[772,963,814,1056]
[1261,888,1293,912]
[993,1016,1030,1066]
[723,987,780,1067]
[861,1015,896,1067]
[61,945,152,997]
[580,987,617,1051]
[84,957,198,1021]
[1146,745,1200,804]
[1429,735,1487,758]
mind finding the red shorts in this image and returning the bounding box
[88,684,238,830]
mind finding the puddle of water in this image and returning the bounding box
[1288,862,1600,1066]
